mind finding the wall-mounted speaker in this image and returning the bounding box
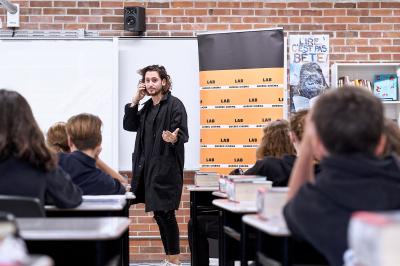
[124,6,146,34]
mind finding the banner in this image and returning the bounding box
[289,34,329,112]
[197,29,285,174]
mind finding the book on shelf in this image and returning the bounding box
[338,76,372,91]
[194,171,220,187]
[348,211,400,266]
[373,74,398,101]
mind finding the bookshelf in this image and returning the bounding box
[331,63,400,124]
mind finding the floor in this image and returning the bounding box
[130,258,219,266]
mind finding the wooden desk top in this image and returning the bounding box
[212,199,257,213]
[242,214,289,236]
[17,217,130,240]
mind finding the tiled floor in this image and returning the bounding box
[130,258,219,266]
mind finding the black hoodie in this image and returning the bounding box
[284,154,400,266]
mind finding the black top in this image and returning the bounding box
[245,155,296,187]
[123,92,189,212]
[0,156,82,208]
[59,151,125,195]
[284,154,400,266]
[143,103,160,162]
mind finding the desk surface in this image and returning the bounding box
[212,191,227,198]
[187,185,219,192]
[243,214,289,236]
[45,195,132,211]
[213,199,257,213]
[17,217,130,240]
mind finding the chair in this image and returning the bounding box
[0,195,45,217]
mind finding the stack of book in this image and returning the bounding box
[225,175,271,202]
[194,171,220,187]
[256,187,288,219]
[348,211,400,266]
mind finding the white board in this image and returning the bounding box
[0,39,118,168]
[118,38,200,171]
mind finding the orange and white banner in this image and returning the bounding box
[197,29,286,174]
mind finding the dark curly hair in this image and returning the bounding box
[0,89,57,171]
[138,65,172,94]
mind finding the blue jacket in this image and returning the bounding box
[59,151,125,195]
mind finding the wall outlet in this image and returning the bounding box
[7,3,19,28]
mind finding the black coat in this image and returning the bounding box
[59,151,125,195]
[0,156,82,208]
[284,154,400,266]
[123,92,188,212]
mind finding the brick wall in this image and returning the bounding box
[2,0,400,262]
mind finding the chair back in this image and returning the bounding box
[0,195,45,217]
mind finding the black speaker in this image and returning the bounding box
[124,6,146,33]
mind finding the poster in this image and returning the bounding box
[289,35,329,112]
[197,28,285,174]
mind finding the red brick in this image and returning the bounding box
[288,2,309,8]
[277,10,299,16]
[64,23,86,30]
[102,16,123,23]
[67,9,89,15]
[393,54,400,60]
[330,54,345,61]
[336,31,359,38]
[30,1,52,7]
[171,31,193,37]
[159,24,182,30]
[334,2,356,8]
[324,24,347,31]
[290,17,312,24]
[383,17,400,23]
[253,24,274,29]
[334,46,355,53]
[383,32,400,38]
[100,1,123,8]
[78,1,99,7]
[182,24,205,31]
[123,2,145,7]
[232,9,254,16]
[40,23,63,30]
[91,9,113,15]
[241,2,263,8]
[370,9,393,16]
[54,16,76,22]
[20,23,39,29]
[346,39,368,45]
[324,9,346,16]
[230,24,252,31]
[370,39,392,46]
[311,2,333,8]
[171,1,193,8]
[336,17,358,23]
[173,17,194,23]
[243,17,265,23]
[360,32,382,38]
[111,24,123,30]
[345,54,368,60]
[357,46,380,53]
[282,24,299,31]
[185,9,207,16]
[301,10,322,16]
[370,54,392,60]
[360,17,381,23]
[218,1,240,8]
[209,9,230,16]
[330,38,345,46]
[219,17,241,23]
[149,17,172,23]
[381,2,400,8]
[78,16,101,23]
[20,8,42,15]
[87,24,110,30]
[194,2,216,8]
[207,24,229,31]
[30,16,52,23]
[370,24,393,31]
[347,24,369,31]
[162,9,184,16]
[300,24,323,31]
[43,8,66,14]
[195,17,217,23]
[147,2,169,8]
[267,17,288,24]
[381,46,400,52]
[255,10,277,16]
[54,1,76,7]
[347,9,369,16]
[357,2,380,8]
[264,3,286,8]
[145,9,161,16]
[313,17,334,23]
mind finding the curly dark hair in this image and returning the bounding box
[138,65,172,94]
[0,89,57,171]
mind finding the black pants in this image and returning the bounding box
[188,214,219,266]
[154,210,180,255]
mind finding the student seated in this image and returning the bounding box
[58,113,125,195]
[0,89,82,208]
[284,86,400,266]
[47,121,127,185]
[383,118,400,156]
[244,119,296,186]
